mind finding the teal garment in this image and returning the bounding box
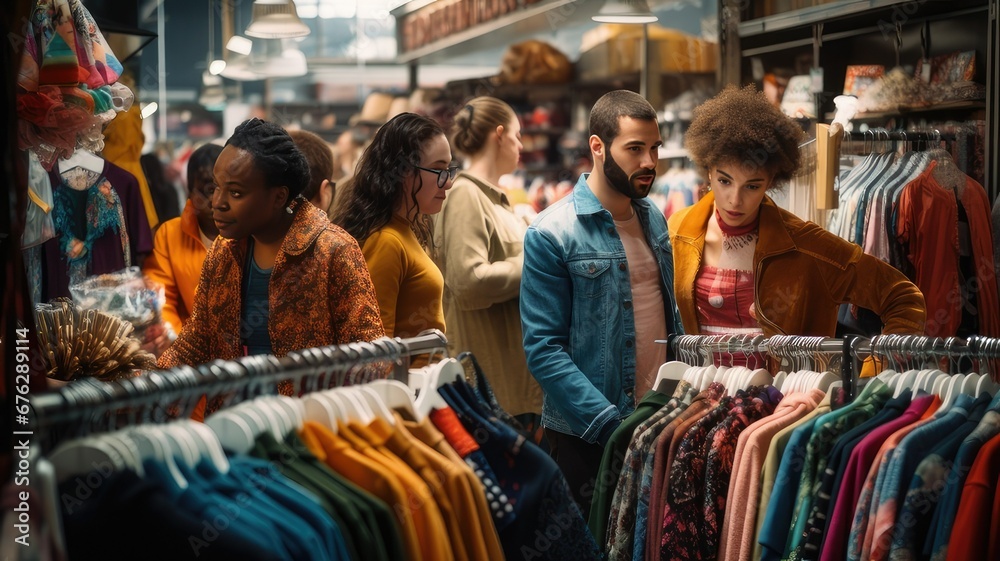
[588,385,676,545]
[759,417,821,561]
[285,431,408,561]
[225,457,353,561]
[799,392,912,558]
[147,459,293,559]
[889,394,991,560]
[241,242,273,356]
[786,379,891,557]
[867,393,991,560]
[928,392,1000,561]
[250,431,381,561]
[196,458,336,561]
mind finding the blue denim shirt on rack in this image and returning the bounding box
[520,173,683,444]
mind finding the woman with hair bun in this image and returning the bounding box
[159,118,385,404]
[434,97,542,421]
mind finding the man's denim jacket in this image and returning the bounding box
[520,174,683,444]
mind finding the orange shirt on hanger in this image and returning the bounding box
[341,421,455,561]
[298,421,423,561]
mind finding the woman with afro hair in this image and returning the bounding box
[668,85,925,340]
[159,118,385,416]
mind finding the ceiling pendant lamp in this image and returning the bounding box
[250,39,308,78]
[593,0,658,23]
[245,0,310,39]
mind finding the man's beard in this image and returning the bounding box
[604,151,656,200]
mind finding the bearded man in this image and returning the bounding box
[520,90,684,520]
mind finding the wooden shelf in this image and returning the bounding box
[824,100,986,120]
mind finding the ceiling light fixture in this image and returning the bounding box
[592,0,658,23]
[226,35,253,55]
[245,0,311,39]
[140,102,158,119]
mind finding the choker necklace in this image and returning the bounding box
[715,208,759,237]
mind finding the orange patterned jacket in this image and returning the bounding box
[158,202,385,387]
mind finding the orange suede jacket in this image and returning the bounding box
[668,192,926,337]
[158,202,385,374]
[142,201,207,331]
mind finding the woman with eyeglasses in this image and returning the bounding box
[331,112,455,338]
[432,97,543,422]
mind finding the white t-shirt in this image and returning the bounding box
[615,212,667,399]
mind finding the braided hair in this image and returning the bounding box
[226,118,310,202]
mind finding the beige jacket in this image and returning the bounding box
[433,172,542,416]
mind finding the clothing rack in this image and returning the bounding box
[28,330,449,452]
[845,129,959,142]
[667,333,1000,403]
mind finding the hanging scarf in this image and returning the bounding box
[52,175,130,285]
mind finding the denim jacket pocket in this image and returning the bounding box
[568,258,613,298]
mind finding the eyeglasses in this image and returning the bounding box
[413,165,459,188]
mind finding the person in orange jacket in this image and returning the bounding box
[668,85,926,342]
[142,143,223,354]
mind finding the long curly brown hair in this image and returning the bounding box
[685,85,804,188]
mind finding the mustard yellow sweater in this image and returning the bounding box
[361,215,446,337]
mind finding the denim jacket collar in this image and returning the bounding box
[574,173,659,219]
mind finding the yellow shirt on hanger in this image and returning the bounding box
[341,421,455,561]
[370,415,489,561]
[397,414,506,560]
[298,421,423,561]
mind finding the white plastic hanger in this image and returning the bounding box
[939,374,966,412]
[368,379,418,420]
[700,365,718,391]
[893,368,921,399]
[811,371,841,393]
[414,358,465,420]
[975,373,1000,397]
[332,388,374,424]
[48,436,128,483]
[355,386,397,425]
[205,409,259,454]
[302,392,342,430]
[58,149,105,174]
[93,430,143,474]
[960,372,982,395]
[252,397,293,439]
[268,395,304,433]
[930,372,951,397]
[159,424,200,468]
[744,368,774,390]
[178,420,231,474]
[125,427,187,489]
[772,371,788,392]
[654,360,689,394]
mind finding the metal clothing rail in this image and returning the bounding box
[28,330,449,452]
[667,333,1000,403]
[667,334,864,401]
[845,130,960,141]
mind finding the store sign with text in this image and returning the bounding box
[398,0,546,53]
